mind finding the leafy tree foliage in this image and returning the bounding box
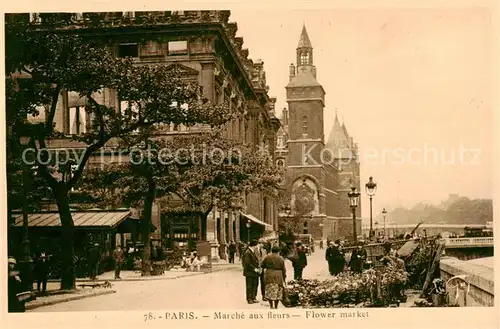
[5,14,228,287]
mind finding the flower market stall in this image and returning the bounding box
[285,265,409,308]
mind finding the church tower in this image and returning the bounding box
[279,25,362,242]
[284,24,328,239]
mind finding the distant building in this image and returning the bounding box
[276,25,361,241]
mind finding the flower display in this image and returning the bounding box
[285,266,409,308]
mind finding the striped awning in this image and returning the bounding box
[11,211,131,229]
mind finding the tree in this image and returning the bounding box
[75,165,127,209]
[5,14,228,288]
[162,130,284,240]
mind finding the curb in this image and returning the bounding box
[26,289,116,310]
[42,266,240,284]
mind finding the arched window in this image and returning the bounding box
[300,52,310,65]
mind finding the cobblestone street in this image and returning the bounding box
[31,249,331,312]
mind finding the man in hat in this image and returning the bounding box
[349,242,368,273]
[292,241,308,280]
[8,257,25,312]
[241,240,261,303]
[88,242,101,280]
[34,251,49,292]
[113,245,125,279]
[255,238,268,300]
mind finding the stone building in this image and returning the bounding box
[19,11,280,260]
[276,25,361,241]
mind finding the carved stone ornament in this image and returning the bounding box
[294,180,315,215]
[230,90,236,99]
[237,98,243,108]
[222,78,228,89]
[213,67,220,76]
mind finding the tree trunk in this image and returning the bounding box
[141,186,155,276]
[55,190,76,290]
[199,211,209,241]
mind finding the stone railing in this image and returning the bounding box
[440,256,494,307]
[444,237,494,247]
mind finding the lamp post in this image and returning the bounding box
[281,204,292,237]
[365,176,377,240]
[347,187,361,243]
[245,220,251,242]
[382,208,387,240]
[19,135,33,291]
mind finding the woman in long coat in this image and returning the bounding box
[261,245,286,309]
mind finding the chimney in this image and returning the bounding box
[289,63,295,81]
[282,107,288,126]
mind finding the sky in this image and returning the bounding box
[230,7,494,219]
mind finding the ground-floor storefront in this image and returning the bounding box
[8,210,148,279]
[161,209,274,261]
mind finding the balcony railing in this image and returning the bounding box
[444,237,494,247]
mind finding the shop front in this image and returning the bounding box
[9,210,140,278]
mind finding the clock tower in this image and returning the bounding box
[279,25,362,242]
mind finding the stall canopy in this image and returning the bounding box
[11,210,131,229]
[241,213,273,230]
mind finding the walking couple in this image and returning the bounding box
[242,240,286,309]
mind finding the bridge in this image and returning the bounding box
[443,237,493,261]
[444,237,494,248]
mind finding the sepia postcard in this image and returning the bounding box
[1,0,498,328]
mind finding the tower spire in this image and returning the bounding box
[297,24,312,49]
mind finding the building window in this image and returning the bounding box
[140,40,162,57]
[302,116,308,134]
[167,40,188,56]
[277,136,284,147]
[118,43,139,58]
[118,100,140,134]
[68,106,86,135]
[300,52,310,65]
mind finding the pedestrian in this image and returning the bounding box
[87,242,100,280]
[34,251,49,293]
[261,245,286,309]
[291,241,308,280]
[241,240,261,304]
[113,245,125,279]
[228,241,236,263]
[255,239,268,301]
[349,243,367,273]
[319,240,324,249]
[8,257,25,313]
[326,240,345,275]
[189,252,203,272]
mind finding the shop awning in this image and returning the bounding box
[241,213,272,229]
[11,210,131,229]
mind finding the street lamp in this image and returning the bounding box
[245,220,251,242]
[347,186,361,243]
[19,135,33,291]
[382,208,387,240]
[365,176,377,240]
